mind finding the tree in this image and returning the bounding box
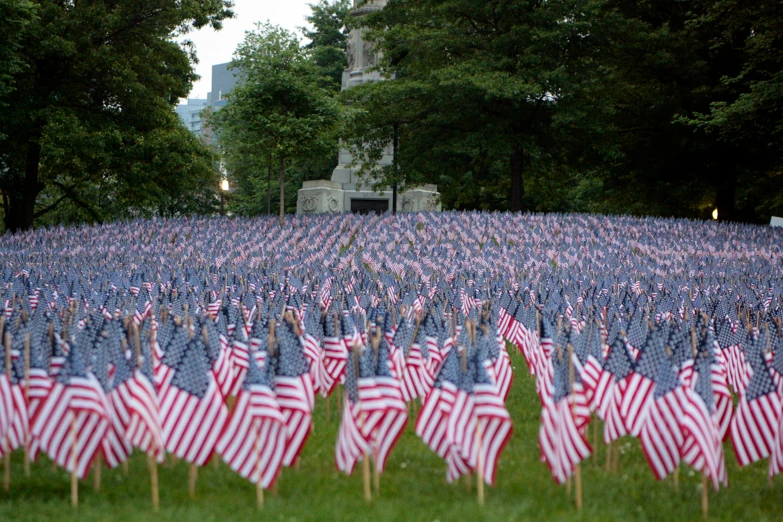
[0,0,233,231]
[302,0,352,91]
[31,120,220,226]
[345,0,610,212]
[685,0,783,220]
[0,0,33,104]
[580,0,783,223]
[209,23,343,226]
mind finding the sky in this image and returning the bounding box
[182,0,314,100]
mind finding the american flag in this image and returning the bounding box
[538,349,591,485]
[30,343,109,479]
[601,339,634,444]
[159,336,228,465]
[218,350,286,488]
[321,314,347,397]
[471,351,513,486]
[273,322,314,467]
[301,310,327,396]
[639,357,687,480]
[682,358,727,490]
[416,351,460,463]
[24,352,52,461]
[371,337,408,474]
[730,349,780,470]
[619,330,666,437]
[335,347,372,474]
[111,342,164,462]
[0,360,14,451]
[93,330,132,469]
[0,357,27,460]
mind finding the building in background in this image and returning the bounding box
[175,98,209,137]
[208,62,239,109]
[177,62,241,142]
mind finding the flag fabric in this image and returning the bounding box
[159,337,228,466]
[682,358,728,490]
[218,350,286,488]
[273,323,314,467]
[30,344,109,479]
[639,358,688,480]
[538,346,591,485]
[730,350,781,469]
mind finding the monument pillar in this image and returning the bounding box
[297,0,441,215]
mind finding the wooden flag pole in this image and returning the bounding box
[3,332,11,492]
[362,453,371,504]
[71,415,78,508]
[149,449,159,512]
[567,342,583,511]
[254,419,264,509]
[372,450,380,496]
[2,436,8,493]
[93,451,102,492]
[23,333,30,477]
[613,442,620,473]
[476,421,484,507]
[701,473,708,520]
[189,462,198,499]
[370,317,381,499]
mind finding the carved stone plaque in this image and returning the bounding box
[301,196,318,213]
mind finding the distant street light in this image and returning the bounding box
[220,179,229,216]
[712,208,718,221]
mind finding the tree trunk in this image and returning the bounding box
[3,195,21,233]
[21,138,43,230]
[392,122,399,215]
[4,136,43,233]
[267,158,272,216]
[510,148,524,212]
[278,156,285,227]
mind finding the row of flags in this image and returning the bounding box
[0,210,780,504]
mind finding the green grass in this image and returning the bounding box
[1,350,781,521]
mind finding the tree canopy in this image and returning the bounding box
[207,22,343,226]
[0,0,233,231]
[343,0,783,222]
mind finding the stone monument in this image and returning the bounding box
[296,0,441,215]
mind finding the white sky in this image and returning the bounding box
[181,0,314,100]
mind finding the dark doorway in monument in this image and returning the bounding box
[350,199,389,215]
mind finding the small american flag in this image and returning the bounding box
[273,322,314,467]
[31,343,109,479]
[160,336,228,465]
[218,350,286,488]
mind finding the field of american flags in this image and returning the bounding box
[0,349,781,521]
[0,211,782,520]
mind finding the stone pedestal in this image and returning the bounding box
[296,180,345,213]
[296,180,441,215]
[295,0,442,215]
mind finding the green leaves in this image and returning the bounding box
[0,0,233,230]
[208,21,344,220]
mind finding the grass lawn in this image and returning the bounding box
[1,350,781,522]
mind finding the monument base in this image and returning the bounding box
[296,180,441,214]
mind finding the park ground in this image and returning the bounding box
[1,349,781,522]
